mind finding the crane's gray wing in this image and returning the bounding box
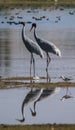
[24,37,44,58]
[35,37,61,56]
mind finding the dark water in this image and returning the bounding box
[0,7,75,125]
[0,86,75,125]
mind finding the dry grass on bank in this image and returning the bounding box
[0,0,75,9]
[0,124,75,130]
[0,77,75,89]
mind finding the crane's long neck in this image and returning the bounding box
[22,25,26,43]
[34,28,39,42]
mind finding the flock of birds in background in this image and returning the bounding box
[0,7,75,25]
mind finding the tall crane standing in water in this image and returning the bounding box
[30,23,61,71]
[20,22,44,77]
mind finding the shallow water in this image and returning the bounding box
[0,8,75,82]
[0,86,75,125]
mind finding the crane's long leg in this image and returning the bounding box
[46,68,51,82]
[32,54,35,77]
[30,53,33,77]
[48,53,51,67]
[46,53,51,72]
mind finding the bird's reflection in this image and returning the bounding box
[16,88,42,122]
[60,75,74,101]
[30,87,59,116]
[60,87,74,101]
[16,87,60,122]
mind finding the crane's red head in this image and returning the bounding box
[20,21,25,26]
[30,23,37,31]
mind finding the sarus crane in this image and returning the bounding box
[20,22,44,77]
[30,23,61,71]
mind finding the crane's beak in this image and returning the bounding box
[30,26,33,32]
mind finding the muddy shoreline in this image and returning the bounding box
[0,77,75,89]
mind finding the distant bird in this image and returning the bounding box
[20,22,44,77]
[60,75,72,82]
[16,88,43,122]
[30,87,60,116]
[30,23,61,71]
[56,16,61,21]
[60,94,74,101]
[60,87,74,101]
[69,11,74,15]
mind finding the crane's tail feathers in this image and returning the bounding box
[40,51,44,58]
[58,50,61,57]
[56,48,61,57]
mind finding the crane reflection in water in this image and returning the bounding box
[16,87,60,122]
[30,87,60,117]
